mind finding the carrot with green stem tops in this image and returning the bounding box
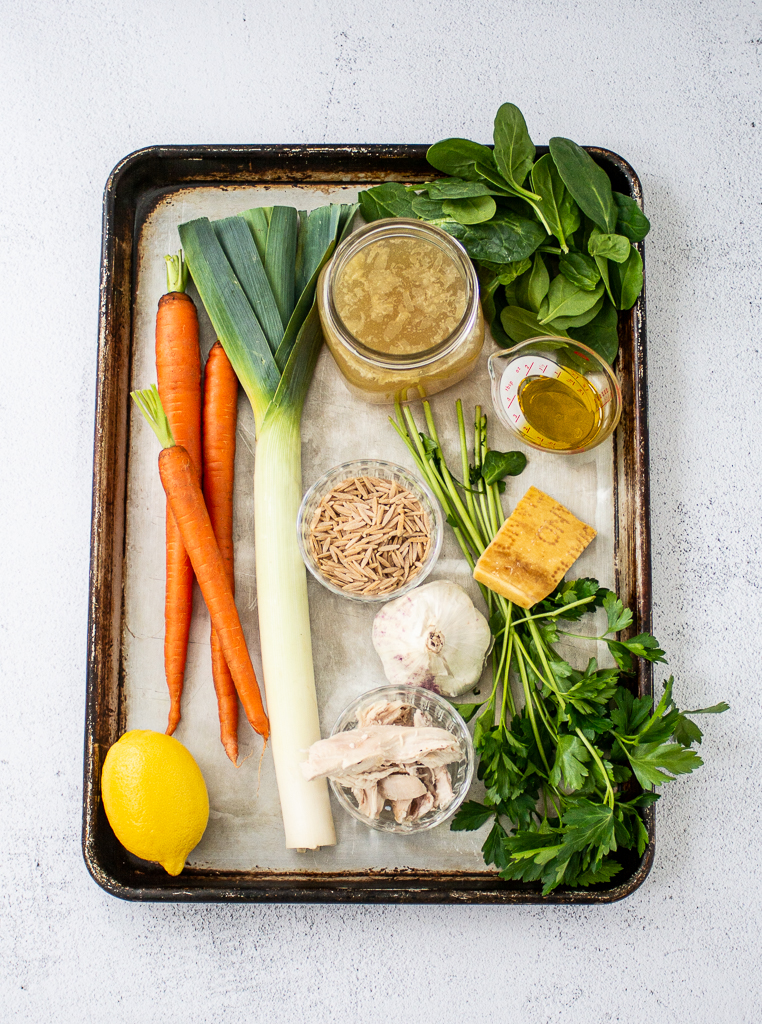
[203,341,240,764]
[132,386,269,741]
[156,251,202,735]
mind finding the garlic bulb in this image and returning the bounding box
[372,580,491,697]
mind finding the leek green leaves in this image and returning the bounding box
[179,202,356,429]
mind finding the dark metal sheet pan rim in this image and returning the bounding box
[85,142,652,904]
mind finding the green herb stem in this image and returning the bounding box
[514,643,551,773]
[456,399,479,527]
[576,728,615,808]
[510,594,598,625]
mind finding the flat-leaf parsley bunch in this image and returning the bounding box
[393,400,728,895]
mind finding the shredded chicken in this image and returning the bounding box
[301,700,463,823]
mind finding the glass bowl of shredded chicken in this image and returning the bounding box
[302,684,475,833]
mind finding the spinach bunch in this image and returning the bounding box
[358,102,650,366]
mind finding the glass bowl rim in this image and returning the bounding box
[328,683,476,834]
[296,458,444,603]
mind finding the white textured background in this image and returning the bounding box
[1,1,759,1021]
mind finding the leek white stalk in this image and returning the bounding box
[254,404,335,847]
[179,205,356,849]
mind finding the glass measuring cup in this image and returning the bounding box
[488,337,622,454]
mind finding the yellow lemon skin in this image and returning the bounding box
[101,730,209,876]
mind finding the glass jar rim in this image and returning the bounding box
[322,217,480,370]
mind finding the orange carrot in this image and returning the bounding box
[132,387,269,741]
[203,341,240,764]
[156,252,202,735]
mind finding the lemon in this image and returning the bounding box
[101,730,209,876]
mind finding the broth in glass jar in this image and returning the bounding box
[317,218,484,404]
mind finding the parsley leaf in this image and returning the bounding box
[482,820,509,869]
[607,632,667,671]
[602,591,634,633]
[453,701,488,723]
[610,686,654,734]
[624,742,704,787]
[673,702,730,746]
[573,857,622,887]
[549,734,590,790]
[450,801,495,832]
[561,799,617,857]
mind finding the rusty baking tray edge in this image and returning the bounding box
[84,143,652,904]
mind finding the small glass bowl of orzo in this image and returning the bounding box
[297,459,443,603]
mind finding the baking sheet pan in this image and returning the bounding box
[84,145,652,903]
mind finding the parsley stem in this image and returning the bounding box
[543,786,563,820]
[576,728,615,808]
[498,605,516,721]
[510,595,598,626]
[456,399,479,530]
[526,617,565,713]
[423,401,486,552]
[474,408,492,541]
[512,631,561,717]
[556,630,609,642]
[515,643,551,773]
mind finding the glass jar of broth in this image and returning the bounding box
[317,218,484,404]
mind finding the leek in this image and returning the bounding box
[179,202,356,850]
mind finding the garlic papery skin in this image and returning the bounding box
[371,581,492,697]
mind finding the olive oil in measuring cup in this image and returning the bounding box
[488,338,622,454]
[518,372,601,449]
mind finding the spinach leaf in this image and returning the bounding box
[358,182,417,221]
[593,254,615,305]
[515,252,549,313]
[477,265,513,347]
[477,257,532,285]
[443,210,545,263]
[427,178,503,200]
[473,161,515,195]
[610,245,643,310]
[493,103,537,198]
[558,251,600,291]
[411,195,447,220]
[482,450,528,485]
[548,292,604,330]
[357,189,384,223]
[568,297,619,363]
[442,195,497,225]
[539,276,604,324]
[613,192,651,242]
[588,227,631,263]
[427,138,497,182]
[548,138,616,232]
[501,305,570,344]
[559,186,582,241]
[530,153,577,252]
